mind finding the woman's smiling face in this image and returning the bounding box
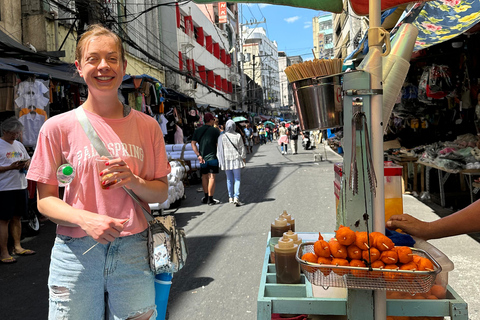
[75,35,126,95]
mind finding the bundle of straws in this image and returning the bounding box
[284,58,343,83]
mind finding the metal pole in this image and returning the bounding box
[368,0,387,318]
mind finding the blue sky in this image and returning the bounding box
[239,3,322,61]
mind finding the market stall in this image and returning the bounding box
[267,2,471,320]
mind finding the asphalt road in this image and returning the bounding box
[2,139,480,319]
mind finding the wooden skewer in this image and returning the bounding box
[82,218,130,255]
[364,243,370,249]
[382,243,390,249]
[388,257,396,261]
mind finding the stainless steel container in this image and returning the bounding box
[292,74,343,131]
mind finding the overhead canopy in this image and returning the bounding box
[345,1,480,62]
[0,57,84,83]
[407,0,480,52]
[192,0,433,16]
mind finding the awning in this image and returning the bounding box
[406,1,480,52]
[0,57,84,84]
[192,0,435,16]
[345,1,480,63]
[121,74,162,89]
[0,30,36,56]
[0,61,43,76]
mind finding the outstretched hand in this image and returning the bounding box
[386,214,431,240]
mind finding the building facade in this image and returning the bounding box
[313,13,334,59]
[241,26,280,114]
[332,1,367,60]
[157,1,240,109]
[6,0,166,82]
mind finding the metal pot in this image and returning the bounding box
[292,74,343,131]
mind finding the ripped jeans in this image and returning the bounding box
[48,230,156,320]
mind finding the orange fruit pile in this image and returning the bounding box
[299,226,436,280]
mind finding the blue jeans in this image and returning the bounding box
[225,168,241,199]
[259,135,266,144]
[48,230,156,320]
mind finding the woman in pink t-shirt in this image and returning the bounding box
[26,25,170,319]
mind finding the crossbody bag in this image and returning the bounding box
[75,107,187,274]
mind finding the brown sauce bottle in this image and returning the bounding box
[274,236,301,284]
[280,210,295,232]
[271,217,291,237]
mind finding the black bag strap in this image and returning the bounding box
[74,106,154,223]
[224,133,242,157]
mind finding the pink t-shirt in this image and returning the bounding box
[26,107,171,238]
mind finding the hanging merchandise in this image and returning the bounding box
[0,73,17,112]
[18,107,47,147]
[461,64,472,109]
[418,67,432,104]
[15,79,50,110]
[426,64,452,99]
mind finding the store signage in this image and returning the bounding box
[219,2,227,24]
[334,85,342,111]
[317,33,325,59]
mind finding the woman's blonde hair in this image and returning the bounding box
[75,24,125,64]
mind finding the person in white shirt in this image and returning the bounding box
[0,117,35,264]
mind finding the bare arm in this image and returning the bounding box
[386,199,480,240]
[0,162,23,173]
[37,183,127,244]
[191,140,204,163]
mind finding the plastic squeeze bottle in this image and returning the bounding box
[271,217,291,237]
[283,230,302,246]
[279,210,295,231]
[274,236,301,284]
[56,164,75,187]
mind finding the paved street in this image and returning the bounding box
[2,139,480,319]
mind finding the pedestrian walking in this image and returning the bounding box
[26,24,171,319]
[258,124,266,145]
[192,112,221,205]
[278,123,289,155]
[217,120,246,207]
[289,120,300,155]
[0,117,35,264]
[273,125,278,141]
[244,123,253,154]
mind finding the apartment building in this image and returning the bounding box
[242,26,280,114]
[313,12,334,59]
[332,1,367,60]
[158,1,240,109]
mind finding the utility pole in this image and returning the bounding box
[252,54,256,114]
[239,11,266,112]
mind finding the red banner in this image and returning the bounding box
[218,2,227,24]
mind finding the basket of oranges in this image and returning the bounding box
[296,227,441,293]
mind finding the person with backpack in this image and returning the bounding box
[289,120,300,155]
